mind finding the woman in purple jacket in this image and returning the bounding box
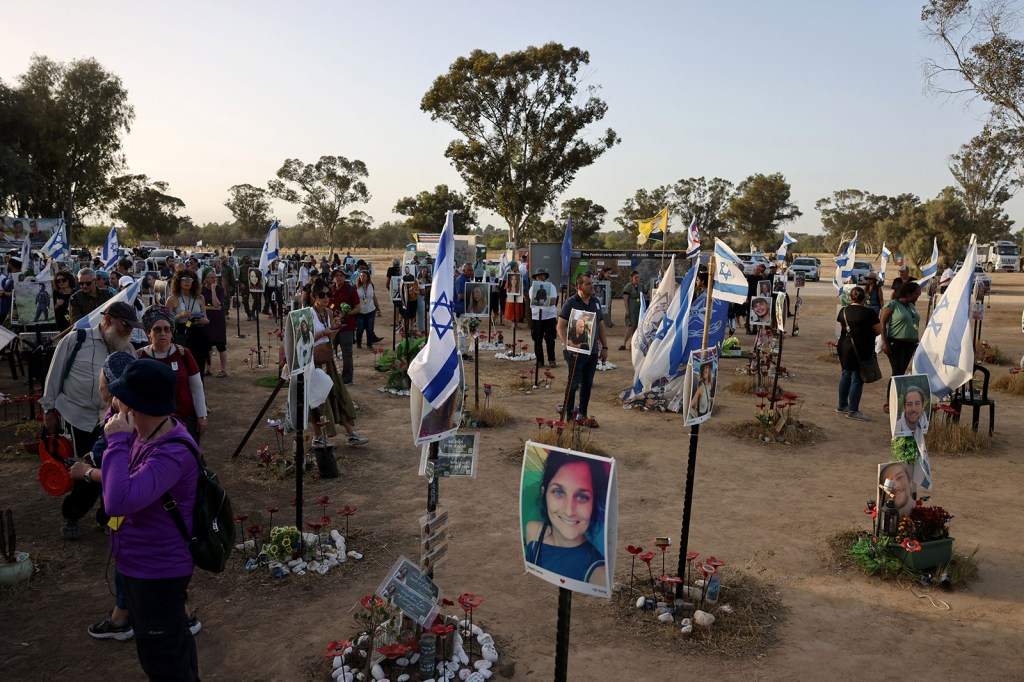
[102,359,201,681]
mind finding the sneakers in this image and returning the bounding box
[846,411,870,421]
[835,407,849,413]
[88,614,133,641]
[461,354,474,362]
[346,432,369,447]
[188,610,202,636]
[61,517,80,540]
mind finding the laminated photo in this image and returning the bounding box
[565,308,597,354]
[464,282,490,317]
[520,441,617,598]
[889,374,931,437]
[749,296,771,326]
[683,347,718,426]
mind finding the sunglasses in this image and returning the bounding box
[316,290,330,298]
[181,277,193,282]
[79,280,94,286]
[150,325,172,334]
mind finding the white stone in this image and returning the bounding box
[294,569,306,575]
[635,596,646,608]
[333,665,345,678]
[477,671,492,680]
[347,551,364,560]
[371,664,386,680]
[396,658,409,667]
[481,644,498,662]
[331,529,344,542]
[317,563,330,575]
[308,560,320,571]
[658,612,674,623]
[287,558,303,567]
[333,655,343,669]
[473,660,492,671]
[409,653,419,665]
[694,610,716,627]
[681,618,692,627]
[303,532,318,544]
[466,673,485,682]
[458,651,469,665]
[459,669,471,681]
[720,604,734,614]
[397,676,410,682]
[326,557,339,568]
[680,624,693,634]
[476,633,493,647]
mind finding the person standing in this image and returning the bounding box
[597,267,614,328]
[52,271,76,332]
[836,287,882,421]
[938,261,954,294]
[862,271,883,314]
[890,264,915,300]
[101,359,201,681]
[619,270,643,350]
[201,270,229,378]
[454,263,474,362]
[880,281,922,377]
[556,274,609,427]
[530,268,558,367]
[354,270,381,348]
[68,268,114,325]
[329,269,358,384]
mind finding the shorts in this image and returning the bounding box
[210,341,227,352]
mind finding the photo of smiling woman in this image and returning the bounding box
[520,442,617,598]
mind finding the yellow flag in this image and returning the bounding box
[636,207,668,245]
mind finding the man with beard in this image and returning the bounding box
[41,302,140,539]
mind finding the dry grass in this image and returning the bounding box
[976,342,1011,365]
[608,570,784,659]
[726,375,757,394]
[471,404,512,427]
[817,351,839,364]
[991,371,1024,396]
[719,419,827,447]
[925,418,991,456]
[527,427,609,456]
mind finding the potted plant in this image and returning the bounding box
[0,508,33,585]
[890,502,954,570]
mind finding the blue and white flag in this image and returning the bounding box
[498,252,510,281]
[910,236,976,402]
[258,220,280,274]
[19,235,31,271]
[776,231,796,264]
[635,266,698,394]
[714,238,742,265]
[685,217,700,259]
[629,256,677,392]
[560,216,573,287]
[712,256,748,304]
[409,211,461,412]
[637,283,647,322]
[74,278,141,330]
[879,242,892,284]
[832,233,858,293]
[919,238,938,287]
[101,227,119,270]
[42,217,69,261]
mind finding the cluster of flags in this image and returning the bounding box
[42,217,69,261]
[879,242,892,284]
[259,220,280,274]
[918,238,939,288]
[101,227,120,270]
[776,231,796,265]
[832,233,858,292]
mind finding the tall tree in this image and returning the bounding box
[267,155,370,255]
[225,183,273,238]
[671,176,735,243]
[393,184,478,234]
[725,172,801,249]
[557,197,607,246]
[107,174,190,243]
[421,42,620,243]
[11,55,134,230]
[948,124,1020,239]
[614,185,673,234]
[897,187,974,267]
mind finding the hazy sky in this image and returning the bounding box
[3,1,1017,236]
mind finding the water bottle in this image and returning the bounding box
[705,571,721,605]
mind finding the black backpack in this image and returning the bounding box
[162,437,236,573]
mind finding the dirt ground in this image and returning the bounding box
[2,258,1024,681]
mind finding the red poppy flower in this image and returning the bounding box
[360,595,384,610]
[686,551,699,563]
[376,643,411,660]
[700,562,717,577]
[306,521,324,531]
[431,623,455,637]
[458,593,483,611]
[553,421,567,430]
[441,598,455,607]
[316,495,332,507]
[639,551,655,564]
[757,403,767,409]
[626,545,644,555]
[522,344,529,351]
[405,636,421,653]
[324,640,352,658]
[266,506,279,514]
[901,538,922,552]
[247,524,263,537]
[706,556,725,568]
[320,515,332,525]
[338,505,358,516]
[755,390,769,398]
[658,575,683,584]
[783,392,798,400]
[234,513,249,523]
[536,417,547,425]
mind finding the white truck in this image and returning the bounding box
[976,240,1020,272]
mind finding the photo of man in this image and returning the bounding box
[890,375,931,437]
[877,461,917,519]
[565,309,596,354]
[684,348,718,426]
[749,296,771,326]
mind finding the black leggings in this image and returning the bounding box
[121,573,199,681]
[886,338,918,377]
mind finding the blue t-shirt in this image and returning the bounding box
[559,294,603,355]
[525,539,604,582]
[454,274,470,316]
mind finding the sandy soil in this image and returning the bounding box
[2,259,1023,681]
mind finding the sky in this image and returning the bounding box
[3,1,1019,238]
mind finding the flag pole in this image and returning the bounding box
[676,254,713,599]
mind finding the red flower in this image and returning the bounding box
[324,640,352,658]
[306,521,324,532]
[441,598,455,607]
[706,556,725,568]
[553,421,567,430]
[626,545,643,555]
[320,515,332,525]
[458,593,483,611]
[338,505,358,516]
[405,636,421,653]
[536,417,547,425]
[901,538,922,552]
[376,643,411,660]
[700,562,717,577]
[247,524,263,537]
[685,551,699,563]
[658,575,683,584]
[639,551,655,565]
[360,595,384,610]
[783,392,798,400]
[755,390,769,398]
[266,506,279,514]
[316,495,332,507]
[431,623,454,637]
[234,513,249,523]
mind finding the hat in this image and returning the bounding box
[898,264,909,272]
[108,359,177,416]
[864,271,879,281]
[392,258,400,265]
[118,275,135,289]
[102,351,135,384]
[533,267,549,278]
[96,269,110,281]
[303,256,312,263]
[104,302,144,329]
[141,304,174,332]
[333,269,349,278]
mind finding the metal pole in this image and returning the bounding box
[791,289,801,336]
[769,323,786,411]
[254,293,264,367]
[553,587,572,682]
[230,376,286,460]
[294,371,304,541]
[426,440,439,580]
[474,334,480,407]
[675,423,700,600]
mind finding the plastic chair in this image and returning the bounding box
[950,364,996,436]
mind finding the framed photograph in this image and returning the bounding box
[595,280,611,316]
[773,274,786,294]
[520,441,617,598]
[464,282,490,317]
[795,275,806,289]
[419,433,480,478]
[289,308,315,377]
[411,358,465,445]
[390,275,402,302]
[749,296,771,326]
[402,281,420,310]
[889,374,930,437]
[13,279,54,326]
[248,268,265,294]
[530,281,557,308]
[683,347,718,426]
[757,279,772,298]
[876,461,917,529]
[971,302,984,321]
[565,308,597,354]
[506,272,523,299]
[774,292,787,331]
[374,555,441,627]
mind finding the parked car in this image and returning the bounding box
[735,253,771,276]
[953,262,992,292]
[848,260,872,283]
[787,257,820,281]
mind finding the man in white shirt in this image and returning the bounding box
[298,257,313,288]
[938,261,954,294]
[530,268,558,367]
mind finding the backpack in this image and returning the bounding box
[161,436,236,573]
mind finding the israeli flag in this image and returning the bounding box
[42,217,69,261]
[714,238,742,265]
[637,283,646,322]
[498,252,509,281]
[629,256,677,392]
[258,220,280,274]
[832,233,858,293]
[879,242,892,284]
[685,217,700,259]
[409,211,460,410]
[74,278,141,330]
[910,236,977,401]
[560,216,573,287]
[919,238,939,287]
[101,227,119,270]
[712,257,748,304]
[776,231,796,264]
[635,266,697,394]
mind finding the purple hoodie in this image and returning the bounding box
[102,419,199,579]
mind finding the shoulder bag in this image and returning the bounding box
[843,308,882,383]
